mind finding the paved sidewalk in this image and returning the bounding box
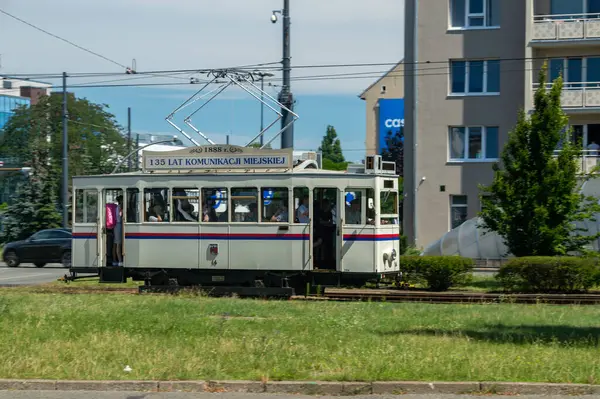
[0,392,595,399]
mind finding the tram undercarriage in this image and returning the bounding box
[94,266,400,296]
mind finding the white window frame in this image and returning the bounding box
[449,0,500,30]
[450,60,500,96]
[450,195,468,230]
[448,126,500,162]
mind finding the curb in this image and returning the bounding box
[0,379,598,395]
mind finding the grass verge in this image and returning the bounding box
[0,291,599,383]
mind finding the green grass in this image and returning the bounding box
[0,291,599,383]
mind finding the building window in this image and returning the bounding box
[451,60,500,95]
[450,195,468,229]
[449,126,499,161]
[549,57,600,88]
[450,0,500,29]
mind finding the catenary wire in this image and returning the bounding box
[4,54,600,80]
[0,7,128,69]
[48,65,577,90]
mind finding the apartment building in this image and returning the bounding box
[403,0,600,249]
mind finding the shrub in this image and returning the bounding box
[496,256,600,293]
[400,256,474,291]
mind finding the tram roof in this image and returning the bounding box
[74,145,397,179]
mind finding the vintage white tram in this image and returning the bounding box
[70,145,401,295]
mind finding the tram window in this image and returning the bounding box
[126,188,140,223]
[144,188,170,222]
[293,187,309,224]
[344,189,364,225]
[380,191,399,225]
[172,188,199,222]
[262,188,289,223]
[231,188,258,223]
[201,188,228,223]
[74,189,98,223]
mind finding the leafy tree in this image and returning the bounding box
[0,135,61,243]
[319,125,345,164]
[0,93,128,209]
[479,63,600,257]
[380,124,404,176]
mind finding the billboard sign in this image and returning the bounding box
[377,98,404,154]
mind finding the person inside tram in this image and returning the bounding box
[271,202,289,222]
[148,203,164,222]
[318,198,335,268]
[345,199,361,225]
[173,189,197,222]
[247,202,258,222]
[296,195,309,223]
[113,196,123,266]
[202,198,219,222]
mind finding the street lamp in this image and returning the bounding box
[271,10,281,23]
[111,138,180,174]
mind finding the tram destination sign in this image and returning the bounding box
[142,145,294,171]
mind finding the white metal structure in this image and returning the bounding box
[71,145,400,292]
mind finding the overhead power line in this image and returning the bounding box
[0,7,128,69]
[55,63,577,90]
[4,53,599,81]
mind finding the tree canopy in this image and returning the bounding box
[479,63,600,257]
[0,130,61,243]
[0,93,128,208]
[319,125,345,164]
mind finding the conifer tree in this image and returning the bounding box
[479,63,600,256]
[319,125,345,164]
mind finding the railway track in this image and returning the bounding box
[6,283,600,305]
[322,288,600,305]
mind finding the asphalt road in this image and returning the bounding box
[0,263,71,286]
[0,393,593,399]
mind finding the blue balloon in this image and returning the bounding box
[345,192,355,206]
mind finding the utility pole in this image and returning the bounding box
[127,107,132,171]
[134,132,139,171]
[278,0,293,149]
[61,72,68,228]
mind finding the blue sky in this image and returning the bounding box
[0,0,405,162]
[71,86,370,162]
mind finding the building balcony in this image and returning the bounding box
[532,82,600,113]
[532,13,600,46]
[554,151,600,174]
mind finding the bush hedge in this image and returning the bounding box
[400,256,474,291]
[497,256,600,293]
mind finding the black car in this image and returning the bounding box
[2,228,72,268]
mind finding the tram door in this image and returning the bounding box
[102,189,124,267]
[72,189,101,268]
[312,188,341,271]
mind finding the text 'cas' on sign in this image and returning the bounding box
[142,144,294,171]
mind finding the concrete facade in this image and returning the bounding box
[359,62,405,156]
[403,0,600,249]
